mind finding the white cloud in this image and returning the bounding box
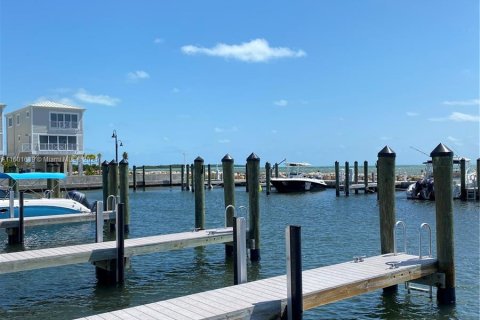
[181,38,306,63]
[406,112,419,117]
[74,89,120,106]
[447,136,463,146]
[214,126,238,133]
[154,38,164,44]
[443,99,479,106]
[214,127,224,133]
[127,70,150,81]
[218,139,231,144]
[274,99,288,107]
[429,112,480,122]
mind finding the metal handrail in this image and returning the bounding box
[106,195,118,212]
[419,223,432,259]
[394,220,407,256]
[224,205,235,226]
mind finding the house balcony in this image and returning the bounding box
[49,121,79,130]
[21,143,82,155]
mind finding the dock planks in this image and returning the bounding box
[77,253,437,320]
[0,228,233,274]
[0,211,116,229]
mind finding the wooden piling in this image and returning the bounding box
[245,163,249,192]
[7,165,18,198]
[286,225,302,320]
[142,165,146,191]
[345,161,350,197]
[194,157,205,230]
[354,161,359,195]
[101,161,109,210]
[169,165,173,187]
[207,164,212,189]
[247,153,260,261]
[377,146,396,292]
[119,159,130,233]
[52,163,61,198]
[181,165,185,191]
[18,191,24,244]
[222,154,235,256]
[47,163,53,194]
[335,161,340,197]
[133,165,137,192]
[233,217,247,285]
[275,163,279,178]
[460,158,466,201]
[116,203,125,284]
[186,164,190,191]
[477,158,480,200]
[265,162,271,195]
[108,160,119,198]
[191,164,195,193]
[364,161,368,193]
[431,143,456,304]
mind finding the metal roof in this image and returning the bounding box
[29,100,84,110]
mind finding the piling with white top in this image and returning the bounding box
[194,157,205,230]
[431,143,456,304]
[247,153,261,261]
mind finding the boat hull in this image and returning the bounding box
[0,198,91,218]
[271,178,327,193]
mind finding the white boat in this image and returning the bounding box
[270,162,327,193]
[0,172,92,218]
[406,157,476,200]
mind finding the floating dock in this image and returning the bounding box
[76,253,438,320]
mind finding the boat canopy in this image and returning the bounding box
[0,172,66,180]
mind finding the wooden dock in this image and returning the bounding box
[76,253,437,320]
[0,228,232,274]
[0,211,115,229]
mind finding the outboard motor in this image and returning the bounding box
[66,190,95,211]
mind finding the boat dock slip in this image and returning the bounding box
[0,211,115,229]
[76,253,437,320]
[0,228,232,274]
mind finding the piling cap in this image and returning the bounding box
[194,156,204,162]
[109,159,117,165]
[222,154,234,163]
[430,143,453,157]
[119,159,128,165]
[246,152,260,161]
[378,146,396,158]
[102,160,109,167]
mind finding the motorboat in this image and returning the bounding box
[406,157,476,200]
[270,162,327,193]
[0,172,93,218]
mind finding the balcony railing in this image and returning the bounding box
[50,121,79,129]
[21,143,80,153]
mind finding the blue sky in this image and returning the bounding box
[1,0,478,166]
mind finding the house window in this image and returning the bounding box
[8,117,12,127]
[26,111,30,118]
[50,112,79,129]
[39,135,78,151]
[16,114,20,126]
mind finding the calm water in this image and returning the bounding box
[0,187,478,319]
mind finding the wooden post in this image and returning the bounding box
[108,160,118,198]
[186,164,190,191]
[18,191,24,244]
[265,162,271,195]
[169,165,173,187]
[460,158,466,201]
[96,201,104,243]
[119,159,130,233]
[207,164,212,189]
[101,161,109,210]
[47,163,53,194]
[116,203,125,284]
[7,165,19,198]
[286,225,302,320]
[194,157,205,230]
[245,163,249,192]
[345,161,350,197]
[180,165,185,191]
[364,161,368,194]
[431,143,456,304]
[275,163,279,178]
[191,164,195,193]
[142,165,146,191]
[132,165,137,192]
[335,161,340,197]
[477,158,480,200]
[233,217,247,285]
[222,154,235,256]
[354,161,359,195]
[377,146,396,293]
[247,153,260,261]
[52,163,61,198]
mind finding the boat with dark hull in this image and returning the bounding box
[270,162,327,193]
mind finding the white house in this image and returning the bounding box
[5,100,85,172]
